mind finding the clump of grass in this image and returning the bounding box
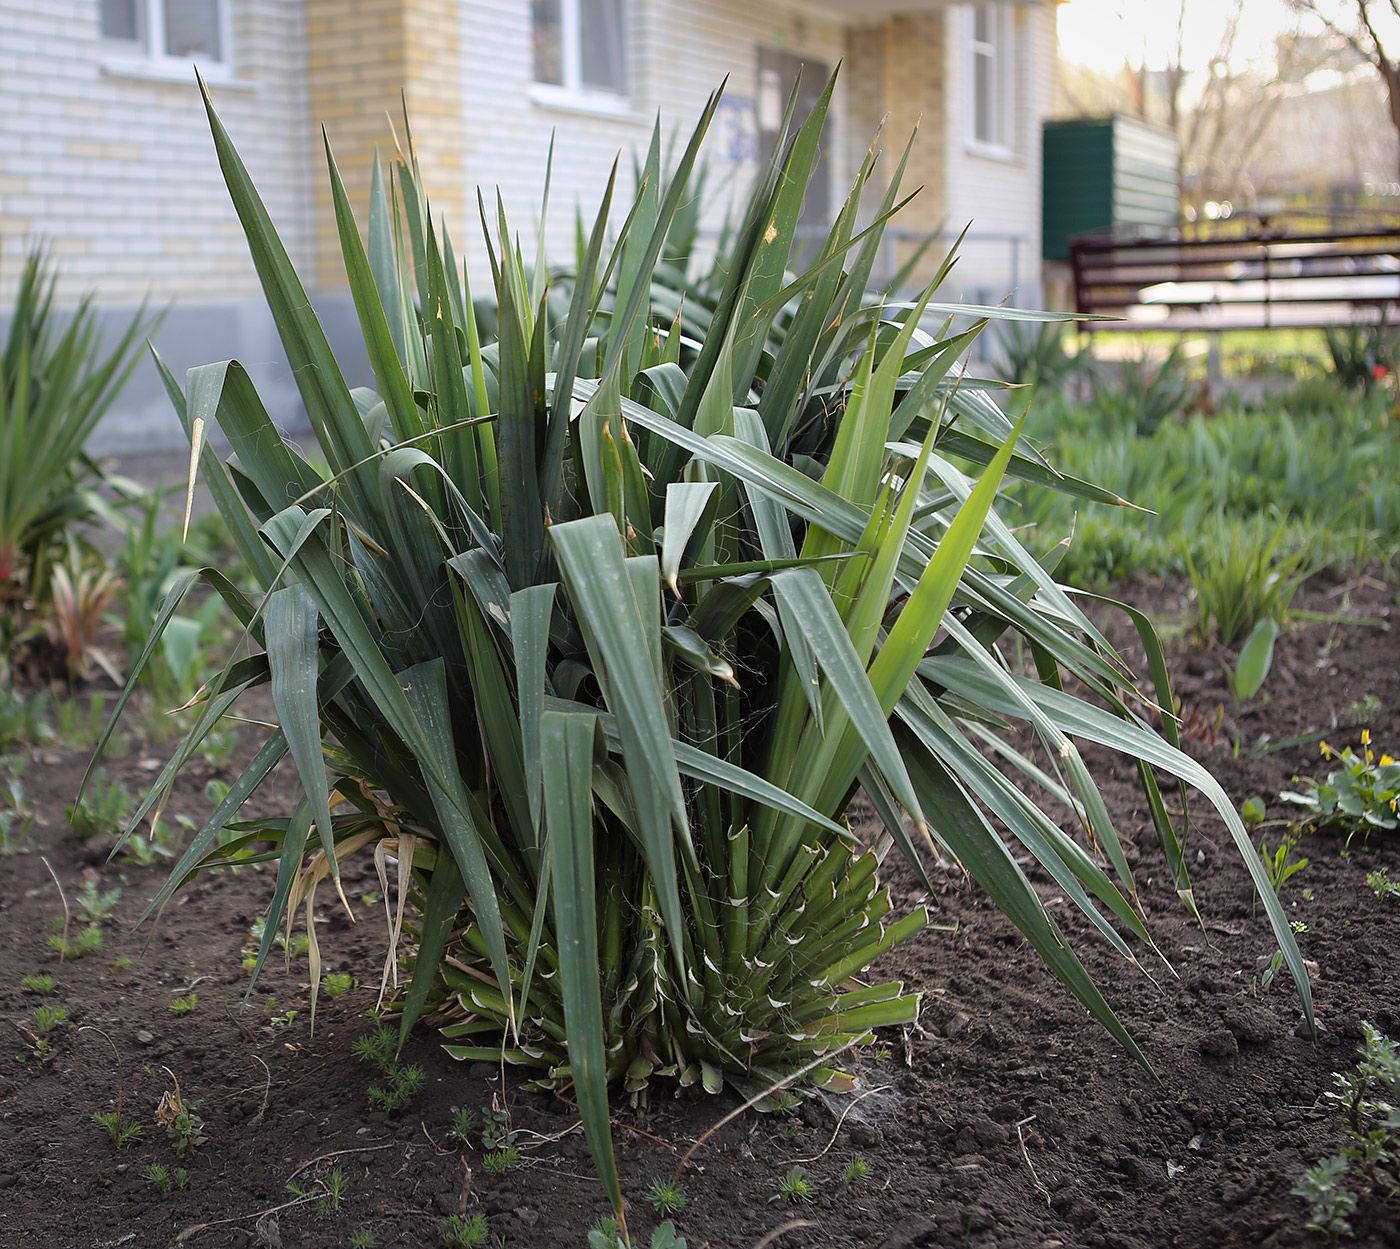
[47,922,102,959]
[93,1109,142,1149]
[76,881,121,924]
[439,1212,489,1249]
[354,1020,425,1112]
[145,1163,189,1194]
[447,1107,475,1145]
[65,769,132,839]
[322,971,354,997]
[772,1165,814,1205]
[643,1176,687,1215]
[21,972,55,994]
[169,992,198,1016]
[842,1154,873,1184]
[482,1145,519,1175]
[368,1064,425,1113]
[32,1004,68,1033]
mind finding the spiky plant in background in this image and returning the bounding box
[91,70,1312,1241]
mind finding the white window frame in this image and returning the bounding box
[529,0,631,118]
[966,2,1016,159]
[100,0,237,86]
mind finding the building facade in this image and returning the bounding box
[0,0,1057,447]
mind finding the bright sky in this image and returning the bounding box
[1056,0,1399,74]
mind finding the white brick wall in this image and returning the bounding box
[0,0,314,307]
[941,1,1052,307]
[452,0,849,280]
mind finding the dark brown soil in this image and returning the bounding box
[1,575,1397,1249]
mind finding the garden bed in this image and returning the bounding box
[0,573,1396,1249]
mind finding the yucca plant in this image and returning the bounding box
[91,72,1313,1241]
[0,249,156,645]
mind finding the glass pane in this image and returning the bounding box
[579,0,625,93]
[165,0,222,59]
[973,3,989,45]
[974,52,992,143]
[100,0,141,42]
[533,0,563,85]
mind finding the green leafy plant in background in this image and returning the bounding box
[0,755,36,855]
[1003,387,1400,590]
[1185,513,1309,648]
[1324,319,1398,393]
[992,319,1080,392]
[1088,343,1193,437]
[1292,1021,1400,1236]
[0,248,157,660]
[93,73,1313,1238]
[1281,733,1400,840]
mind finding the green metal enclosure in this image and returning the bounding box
[1042,116,1179,261]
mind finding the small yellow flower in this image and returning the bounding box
[1361,729,1371,746]
[1382,754,1395,766]
[1320,741,1333,760]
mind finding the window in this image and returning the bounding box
[100,0,229,66]
[532,0,626,98]
[968,2,1013,152]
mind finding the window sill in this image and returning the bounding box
[101,57,251,91]
[528,83,645,124]
[964,139,1020,165]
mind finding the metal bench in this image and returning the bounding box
[1068,219,1400,332]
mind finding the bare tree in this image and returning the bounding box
[1290,0,1400,174]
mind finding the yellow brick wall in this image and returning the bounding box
[306,0,464,288]
[845,13,947,285]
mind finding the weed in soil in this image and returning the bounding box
[439,1211,489,1248]
[1293,1021,1400,1235]
[643,1176,687,1216]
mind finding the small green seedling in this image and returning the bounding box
[1258,831,1308,895]
[47,923,102,959]
[145,1163,190,1194]
[322,971,354,998]
[642,1174,687,1216]
[772,1165,814,1204]
[447,1107,475,1144]
[169,993,198,1016]
[286,1170,346,1216]
[644,1176,687,1216]
[93,1110,143,1149]
[589,1219,688,1249]
[480,1103,514,1151]
[842,1154,873,1185]
[33,1004,68,1033]
[1239,796,1266,827]
[1367,868,1400,902]
[351,1021,397,1069]
[1292,1020,1400,1235]
[368,1063,425,1112]
[156,1073,206,1159]
[482,1145,520,1175]
[76,881,122,924]
[21,973,55,994]
[350,1229,379,1249]
[439,1212,489,1249]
